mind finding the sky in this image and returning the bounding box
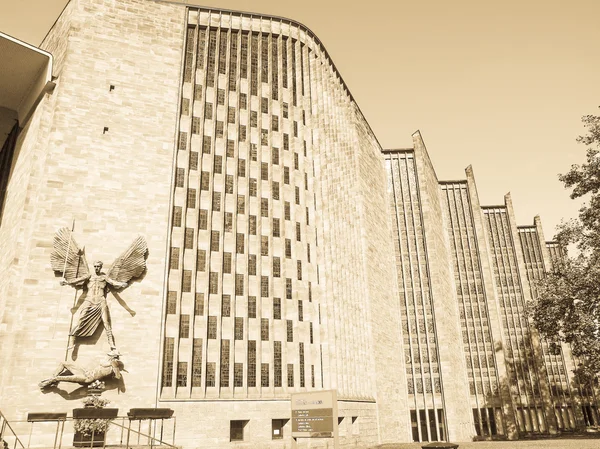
[2,0,600,238]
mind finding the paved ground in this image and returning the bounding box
[369,435,600,449]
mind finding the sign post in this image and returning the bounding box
[291,390,338,449]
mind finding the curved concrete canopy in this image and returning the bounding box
[0,31,54,144]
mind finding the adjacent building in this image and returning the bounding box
[0,1,598,447]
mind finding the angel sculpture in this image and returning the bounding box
[51,228,148,351]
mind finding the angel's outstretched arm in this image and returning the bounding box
[112,290,136,317]
[61,274,90,287]
[106,277,127,289]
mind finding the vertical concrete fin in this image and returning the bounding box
[505,196,557,434]
[465,167,519,439]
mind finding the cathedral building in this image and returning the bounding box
[0,1,597,448]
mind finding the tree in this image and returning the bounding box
[529,109,600,386]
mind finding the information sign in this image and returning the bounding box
[291,390,337,440]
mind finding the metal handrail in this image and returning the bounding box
[110,419,178,449]
[4,415,178,449]
[0,410,26,449]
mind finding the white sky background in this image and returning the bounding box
[3,0,600,238]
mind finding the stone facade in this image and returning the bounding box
[1,1,597,448]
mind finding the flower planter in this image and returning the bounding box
[73,431,105,447]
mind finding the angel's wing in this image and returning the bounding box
[50,227,89,282]
[106,236,148,283]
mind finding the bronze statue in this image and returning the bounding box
[39,350,124,389]
[51,228,147,351]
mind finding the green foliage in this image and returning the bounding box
[74,396,111,436]
[530,108,600,386]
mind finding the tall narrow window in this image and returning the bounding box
[199,210,208,230]
[234,362,243,387]
[167,291,177,314]
[261,276,269,297]
[206,29,217,87]
[299,342,305,387]
[287,320,293,342]
[220,339,230,387]
[235,274,244,296]
[185,228,194,249]
[206,362,216,387]
[224,212,233,232]
[237,195,245,214]
[214,155,223,174]
[182,270,192,292]
[229,30,238,89]
[172,206,182,227]
[191,116,200,134]
[218,30,228,75]
[284,202,291,220]
[179,131,187,151]
[195,293,204,316]
[187,188,197,208]
[177,362,187,387]
[180,315,190,338]
[209,271,218,294]
[183,26,195,82]
[261,318,269,341]
[176,168,185,187]
[192,338,202,387]
[273,297,281,319]
[282,37,288,89]
[208,316,217,339]
[287,363,294,387]
[248,340,256,386]
[240,32,248,79]
[223,253,232,274]
[250,33,258,95]
[285,239,292,259]
[249,178,257,197]
[201,171,210,190]
[222,295,231,317]
[235,317,244,340]
[190,151,198,170]
[271,35,279,100]
[248,296,257,318]
[274,341,282,387]
[236,233,245,254]
[211,231,220,252]
[170,247,180,269]
[162,337,174,387]
[225,175,234,193]
[212,191,221,211]
[261,363,269,387]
